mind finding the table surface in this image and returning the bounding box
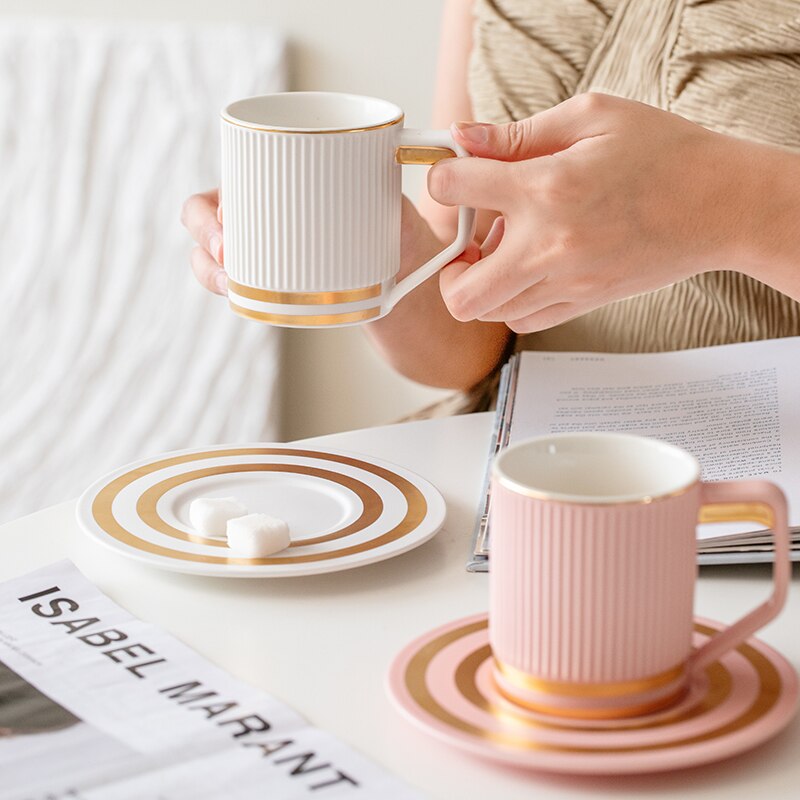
[1,412,798,799]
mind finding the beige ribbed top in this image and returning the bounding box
[468,0,800,354]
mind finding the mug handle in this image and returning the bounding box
[689,480,791,672]
[387,128,477,310]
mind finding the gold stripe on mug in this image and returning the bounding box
[395,145,457,165]
[229,302,381,326]
[493,658,686,699]
[492,681,690,721]
[699,500,775,529]
[228,279,383,305]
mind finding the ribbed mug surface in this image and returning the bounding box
[489,481,699,685]
[221,121,401,293]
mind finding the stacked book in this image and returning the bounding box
[469,338,800,571]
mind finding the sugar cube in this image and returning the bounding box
[189,496,248,537]
[226,513,291,558]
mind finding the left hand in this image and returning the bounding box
[429,93,750,333]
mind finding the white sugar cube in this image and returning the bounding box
[226,513,291,558]
[189,496,248,537]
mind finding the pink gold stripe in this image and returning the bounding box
[492,680,689,721]
[494,658,686,698]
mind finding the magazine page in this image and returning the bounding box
[509,337,800,541]
[0,561,420,800]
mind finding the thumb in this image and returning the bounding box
[451,94,602,162]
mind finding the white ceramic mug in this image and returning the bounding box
[490,433,791,720]
[220,92,476,327]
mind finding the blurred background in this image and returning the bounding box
[0,0,453,522]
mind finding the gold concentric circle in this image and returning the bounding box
[404,618,782,753]
[136,463,383,548]
[91,448,427,566]
[458,646,731,732]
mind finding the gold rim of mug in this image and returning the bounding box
[492,433,702,505]
[220,112,404,135]
[228,279,383,305]
[492,474,699,506]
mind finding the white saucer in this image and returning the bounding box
[76,444,445,577]
[388,614,799,775]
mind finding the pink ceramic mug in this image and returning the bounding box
[490,432,790,720]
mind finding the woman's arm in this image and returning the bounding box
[735,143,800,302]
[362,0,510,390]
[365,198,510,390]
[417,0,498,243]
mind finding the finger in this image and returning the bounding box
[181,189,223,265]
[451,92,615,161]
[480,216,505,258]
[438,256,471,290]
[505,302,580,334]
[460,239,481,265]
[427,156,519,211]
[191,246,228,296]
[439,243,540,322]
[477,277,558,322]
[438,240,482,307]
[439,237,544,321]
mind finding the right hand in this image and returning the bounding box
[181,188,228,295]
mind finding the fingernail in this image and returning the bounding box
[215,271,228,295]
[452,121,488,146]
[210,234,223,263]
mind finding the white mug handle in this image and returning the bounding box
[387,129,477,310]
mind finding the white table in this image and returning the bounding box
[1,413,798,799]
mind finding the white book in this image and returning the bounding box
[468,337,800,572]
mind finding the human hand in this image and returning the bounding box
[181,188,227,295]
[429,93,749,333]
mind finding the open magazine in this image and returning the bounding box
[469,337,800,572]
[0,561,420,800]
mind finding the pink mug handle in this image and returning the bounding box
[689,480,791,672]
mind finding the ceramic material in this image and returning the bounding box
[220,91,476,327]
[490,433,791,719]
[76,444,446,577]
[387,614,799,775]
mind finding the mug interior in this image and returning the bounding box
[494,433,699,503]
[222,92,403,132]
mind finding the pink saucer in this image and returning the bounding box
[387,614,798,775]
